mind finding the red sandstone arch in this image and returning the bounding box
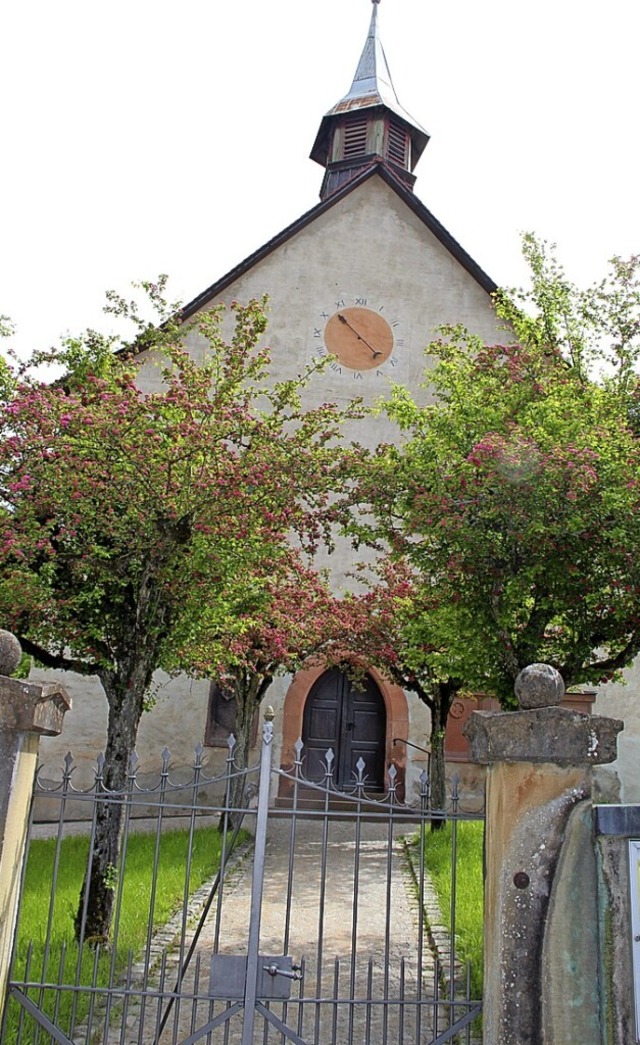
[280,661,409,798]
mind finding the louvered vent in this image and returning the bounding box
[343,117,368,158]
[387,121,408,166]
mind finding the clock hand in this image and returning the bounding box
[337,313,383,358]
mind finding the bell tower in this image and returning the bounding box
[310,0,429,200]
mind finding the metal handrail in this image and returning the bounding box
[392,737,431,777]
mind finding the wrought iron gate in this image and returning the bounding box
[3,712,484,1044]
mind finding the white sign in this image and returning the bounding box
[631,840,640,1041]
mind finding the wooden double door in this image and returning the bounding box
[302,667,386,790]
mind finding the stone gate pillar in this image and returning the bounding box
[464,663,623,1045]
[0,633,71,1024]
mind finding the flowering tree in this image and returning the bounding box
[348,239,640,708]
[0,285,356,941]
[497,233,640,395]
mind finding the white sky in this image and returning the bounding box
[2,0,639,358]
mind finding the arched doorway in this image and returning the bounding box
[302,666,386,790]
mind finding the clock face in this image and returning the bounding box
[312,297,403,378]
[325,306,393,371]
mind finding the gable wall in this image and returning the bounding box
[181,176,503,432]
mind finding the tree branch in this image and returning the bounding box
[583,633,640,682]
[16,635,100,678]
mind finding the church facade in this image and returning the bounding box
[33,1,640,803]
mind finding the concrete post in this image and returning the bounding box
[464,664,623,1045]
[0,661,71,1024]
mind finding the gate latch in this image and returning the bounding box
[263,962,302,981]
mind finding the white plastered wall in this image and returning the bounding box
[595,669,640,802]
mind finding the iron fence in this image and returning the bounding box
[3,720,484,1044]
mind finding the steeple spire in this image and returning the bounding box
[344,0,399,114]
[310,0,429,200]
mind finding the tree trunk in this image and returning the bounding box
[429,699,446,829]
[222,674,266,830]
[226,694,252,828]
[428,679,460,832]
[74,671,147,945]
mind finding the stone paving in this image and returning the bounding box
[95,818,464,1044]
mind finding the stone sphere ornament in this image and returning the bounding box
[514,663,565,709]
[0,630,23,677]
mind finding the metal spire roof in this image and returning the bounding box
[331,1,426,131]
[342,0,400,112]
[310,0,429,171]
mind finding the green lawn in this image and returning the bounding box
[420,820,485,997]
[4,825,237,1042]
